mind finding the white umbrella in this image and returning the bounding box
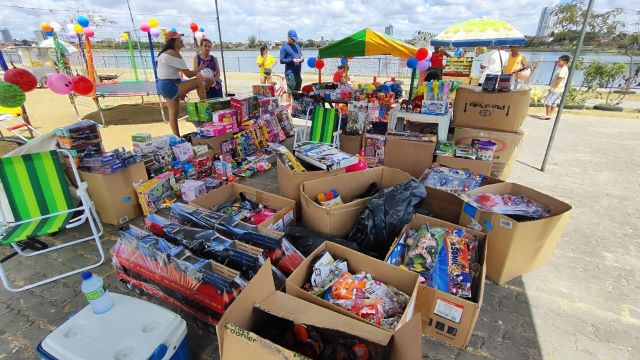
[37,38,78,53]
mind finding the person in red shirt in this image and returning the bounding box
[333,64,348,83]
[428,46,452,77]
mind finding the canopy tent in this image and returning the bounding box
[319,28,416,59]
[431,18,525,48]
[37,39,78,54]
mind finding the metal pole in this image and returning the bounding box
[126,0,149,80]
[215,0,228,95]
[541,0,595,171]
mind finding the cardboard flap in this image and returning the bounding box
[389,315,422,360]
[217,260,274,355]
[256,292,393,346]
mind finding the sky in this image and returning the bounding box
[0,0,637,42]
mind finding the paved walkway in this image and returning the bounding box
[0,113,638,359]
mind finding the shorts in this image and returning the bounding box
[157,79,181,100]
[206,84,223,99]
[286,72,302,93]
[544,91,562,106]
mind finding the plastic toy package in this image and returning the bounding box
[275,106,295,137]
[215,193,277,226]
[111,225,246,325]
[303,251,410,329]
[419,164,488,194]
[461,193,550,219]
[270,143,306,172]
[133,171,178,215]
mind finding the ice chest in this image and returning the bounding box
[36,293,189,360]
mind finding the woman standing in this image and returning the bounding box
[505,46,527,89]
[256,46,276,84]
[156,31,206,136]
[192,38,223,99]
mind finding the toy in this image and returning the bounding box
[133,171,177,215]
[363,134,385,167]
[172,141,194,162]
[316,189,344,208]
[180,180,206,202]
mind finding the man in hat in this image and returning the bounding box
[280,29,304,96]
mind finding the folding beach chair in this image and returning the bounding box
[0,149,105,292]
[293,106,342,149]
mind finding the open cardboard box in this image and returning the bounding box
[453,127,524,180]
[218,259,421,359]
[286,242,420,334]
[383,136,436,178]
[189,182,295,233]
[435,155,493,176]
[453,86,531,133]
[459,182,572,285]
[384,214,487,348]
[190,132,235,155]
[300,166,414,237]
[276,158,345,216]
[339,133,363,155]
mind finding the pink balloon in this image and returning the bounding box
[47,74,73,95]
[426,52,432,61]
[150,28,161,38]
[417,59,431,72]
[83,27,94,38]
[140,23,150,32]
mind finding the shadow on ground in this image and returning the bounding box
[82,102,185,126]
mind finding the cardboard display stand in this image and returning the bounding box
[385,214,487,348]
[453,127,524,180]
[79,162,148,225]
[300,167,414,237]
[453,86,531,133]
[339,133,363,155]
[217,260,422,359]
[190,132,235,155]
[190,182,295,233]
[459,182,572,285]
[435,155,493,176]
[383,136,436,178]
[286,242,420,333]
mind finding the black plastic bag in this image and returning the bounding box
[285,226,361,257]
[346,179,427,259]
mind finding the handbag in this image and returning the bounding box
[263,68,272,76]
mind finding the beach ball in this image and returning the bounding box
[71,75,94,95]
[416,48,428,61]
[189,22,199,32]
[83,27,95,38]
[150,28,161,39]
[406,56,418,69]
[40,23,53,32]
[307,57,316,68]
[148,18,159,28]
[4,68,37,92]
[74,24,83,35]
[200,68,214,79]
[0,83,26,108]
[47,73,73,95]
[417,59,430,72]
[77,16,90,28]
[140,23,150,33]
[315,59,325,70]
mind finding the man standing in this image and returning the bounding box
[478,46,509,86]
[280,30,303,96]
[428,46,452,77]
[543,55,570,120]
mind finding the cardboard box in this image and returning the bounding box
[384,136,436,178]
[453,127,524,180]
[459,182,572,285]
[286,242,420,333]
[384,214,487,348]
[300,167,413,237]
[339,133,363,155]
[453,86,531,133]
[276,158,345,215]
[217,259,422,359]
[190,132,235,155]
[435,155,493,176]
[79,162,148,225]
[190,182,295,233]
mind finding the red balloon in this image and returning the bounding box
[315,59,325,70]
[71,75,94,96]
[416,47,429,61]
[4,68,37,92]
[189,22,199,32]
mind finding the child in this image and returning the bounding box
[544,55,570,120]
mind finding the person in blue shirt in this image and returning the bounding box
[280,29,304,96]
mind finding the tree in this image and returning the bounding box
[406,31,436,47]
[304,39,316,48]
[247,35,257,48]
[550,0,624,42]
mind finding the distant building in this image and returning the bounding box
[1,28,12,42]
[385,25,394,37]
[34,30,46,42]
[536,7,552,37]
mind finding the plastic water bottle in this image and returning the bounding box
[81,271,114,314]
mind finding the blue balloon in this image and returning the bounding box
[44,31,53,37]
[406,56,418,69]
[170,27,177,32]
[307,57,317,68]
[77,15,90,28]
[199,27,204,32]
[454,48,463,57]
[340,57,346,66]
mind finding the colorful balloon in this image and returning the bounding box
[4,68,37,92]
[68,32,78,40]
[77,15,90,27]
[40,22,53,32]
[194,31,205,41]
[44,31,53,37]
[340,57,346,66]
[50,22,62,32]
[150,28,161,39]
[307,57,316,68]
[315,59,325,70]
[170,27,177,32]
[121,32,129,41]
[74,24,84,35]
[417,59,430,72]
[46,73,73,95]
[148,18,159,28]
[416,48,428,61]
[406,56,418,69]
[71,75,94,96]
[140,23,150,32]
[66,24,75,33]
[0,83,26,108]
[189,22,199,32]
[199,27,204,32]
[426,52,432,61]
[83,27,95,38]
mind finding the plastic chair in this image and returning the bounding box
[0,149,105,292]
[293,106,342,149]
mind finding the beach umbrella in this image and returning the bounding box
[37,38,78,53]
[431,18,525,48]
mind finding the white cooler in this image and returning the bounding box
[37,293,190,360]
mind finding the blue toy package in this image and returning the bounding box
[419,165,487,194]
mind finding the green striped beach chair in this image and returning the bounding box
[0,149,104,292]
[294,106,342,148]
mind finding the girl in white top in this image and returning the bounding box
[156,31,206,136]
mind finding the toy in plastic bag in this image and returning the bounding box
[331,272,368,300]
[419,165,487,194]
[460,193,550,218]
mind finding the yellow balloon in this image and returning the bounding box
[148,18,159,28]
[74,24,83,35]
[0,106,22,117]
[121,32,129,40]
